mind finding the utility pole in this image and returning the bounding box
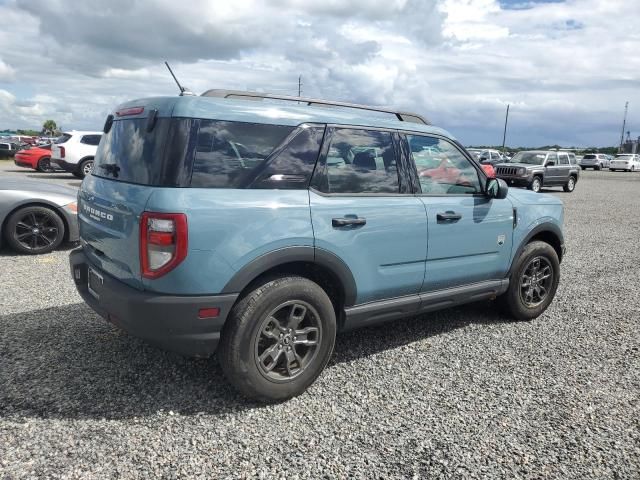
[501,104,510,154]
[298,75,302,97]
[619,101,628,153]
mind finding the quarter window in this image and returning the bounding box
[407,135,481,194]
[323,128,399,194]
[191,120,295,188]
[81,135,102,146]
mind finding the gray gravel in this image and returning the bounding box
[1,164,639,479]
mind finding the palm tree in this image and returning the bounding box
[42,120,57,136]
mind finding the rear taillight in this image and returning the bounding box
[59,146,65,158]
[140,212,188,279]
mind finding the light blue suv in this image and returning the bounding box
[70,90,565,401]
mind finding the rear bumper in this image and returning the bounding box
[50,158,77,173]
[69,248,238,357]
[14,158,36,169]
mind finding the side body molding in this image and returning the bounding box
[221,246,358,307]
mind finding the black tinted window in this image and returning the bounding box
[81,135,101,146]
[0,144,8,150]
[93,119,170,184]
[55,134,71,144]
[324,128,399,194]
[251,126,324,189]
[190,120,294,188]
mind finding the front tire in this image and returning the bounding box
[500,241,560,321]
[4,205,65,254]
[528,176,542,193]
[219,276,337,402]
[563,176,576,192]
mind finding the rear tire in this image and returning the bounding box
[4,205,65,254]
[77,159,94,178]
[499,241,560,321]
[563,175,576,192]
[595,164,601,171]
[219,276,337,402]
[36,157,53,172]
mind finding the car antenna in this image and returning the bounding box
[164,61,194,96]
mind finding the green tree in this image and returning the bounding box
[42,120,57,135]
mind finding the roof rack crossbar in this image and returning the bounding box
[200,89,430,125]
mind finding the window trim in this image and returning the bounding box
[310,125,408,196]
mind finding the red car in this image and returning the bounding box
[13,145,54,172]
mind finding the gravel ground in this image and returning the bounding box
[1,164,639,479]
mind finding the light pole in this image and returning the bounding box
[501,104,510,154]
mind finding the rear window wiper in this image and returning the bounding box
[98,163,121,177]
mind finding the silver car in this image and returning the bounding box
[580,153,610,170]
[0,178,79,254]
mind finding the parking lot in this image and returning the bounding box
[1,161,639,478]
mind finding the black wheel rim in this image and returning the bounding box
[254,300,322,382]
[14,212,59,251]
[520,256,553,308]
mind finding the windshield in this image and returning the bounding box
[583,154,596,159]
[510,152,546,165]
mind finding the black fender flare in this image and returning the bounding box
[221,246,358,307]
[507,222,564,278]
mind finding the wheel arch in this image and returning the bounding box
[221,246,357,324]
[508,223,564,278]
[1,201,70,243]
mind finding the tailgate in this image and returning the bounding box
[78,175,152,290]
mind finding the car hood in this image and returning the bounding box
[507,187,563,206]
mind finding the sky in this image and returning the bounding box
[0,0,638,147]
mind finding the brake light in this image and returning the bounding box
[59,146,65,158]
[116,106,144,117]
[140,212,188,279]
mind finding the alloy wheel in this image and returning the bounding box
[254,300,322,382]
[520,256,553,308]
[14,211,60,251]
[82,161,94,176]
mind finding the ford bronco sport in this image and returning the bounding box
[70,90,565,401]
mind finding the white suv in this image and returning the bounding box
[50,131,102,178]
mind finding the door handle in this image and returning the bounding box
[436,211,462,222]
[332,217,366,228]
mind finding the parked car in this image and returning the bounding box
[580,153,610,170]
[69,90,565,401]
[50,131,102,178]
[14,144,54,172]
[609,154,640,172]
[495,150,579,193]
[465,148,484,160]
[0,178,79,254]
[0,142,20,157]
[479,149,505,166]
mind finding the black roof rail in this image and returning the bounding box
[200,89,430,125]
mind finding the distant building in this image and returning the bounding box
[621,137,640,154]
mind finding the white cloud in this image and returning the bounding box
[0,0,637,146]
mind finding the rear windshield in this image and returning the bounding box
[93,117,324,188]
[583,154,596,159]
[55,134,72,144]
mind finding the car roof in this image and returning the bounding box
[115,95,455,140]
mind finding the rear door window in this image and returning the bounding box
[558,153,569,165]
[322,128,399,194]
[190,120,295,188]
[55,134,71,144]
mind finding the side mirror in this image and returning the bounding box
[486,178,508,199]
[546,161,555,167]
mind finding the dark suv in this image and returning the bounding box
[70,91,566,401]
[495,150,580,193]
